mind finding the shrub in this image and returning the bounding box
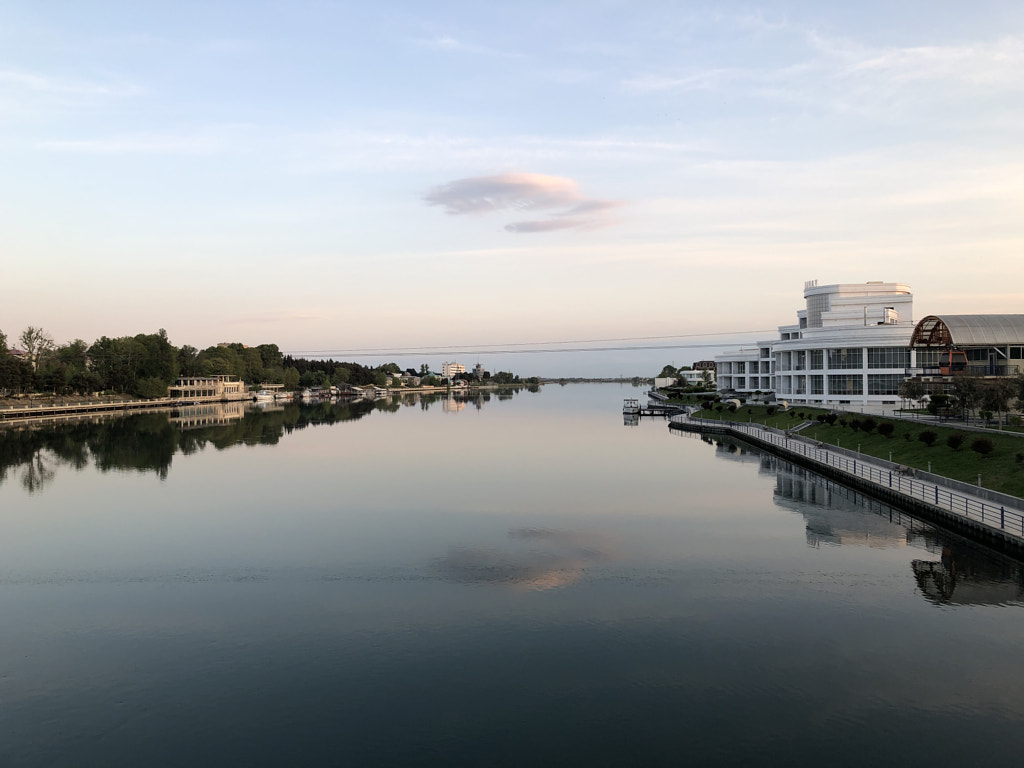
[816,414,827,423]
[1015,452,1023,464]
[861,417,877,433]
[135,377,169,399]
[971,438,994,457]
[826,414,838,426]
[904,432,913,441]
[849,419,861,432]
[839,419,847,427]
[767,406,776,415]
[946,433,966,451]
[918,430,938,447]
[877,423,894,439]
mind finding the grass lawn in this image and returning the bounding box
[693,405,1024,498]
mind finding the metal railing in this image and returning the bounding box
[673,414,1024,540]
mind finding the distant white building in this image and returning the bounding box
[716,281,916,406]
[442,361,466,378]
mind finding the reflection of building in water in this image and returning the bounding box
[770,458,912,548]
[442,397,466,413]
[713,440,762,466]
[913,553,1024,606]
[171,402,246,430]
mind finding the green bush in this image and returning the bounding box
[918,430,938,447]
[861,417,877,433]
[877,423,894,439]
[971,438,994,457]
[946,433,966,451]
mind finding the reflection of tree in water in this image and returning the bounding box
[20,453,56,493]
[0,399,380,492]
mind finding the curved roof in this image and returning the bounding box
[911,315,1024,347]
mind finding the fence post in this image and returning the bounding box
[1001,506,1005,530]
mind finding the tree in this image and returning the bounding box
[951,374,980,419]
[980,379,1016,425]
[178,345,200,376]
[900,378,925,408]
[283,366,301,391]
[19,326,55,371]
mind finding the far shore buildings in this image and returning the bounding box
[715,280,1024,407]
[168,375,248,401]
[442,361,466,379]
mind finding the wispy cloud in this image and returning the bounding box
[37,125,257,155]
[423,173,623,233]
[0,68,141,97]
[623,29,1024,115]
[417,34,523,58]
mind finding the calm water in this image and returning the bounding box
[3,384,1024,767]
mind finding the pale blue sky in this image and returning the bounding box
[2,1,1023,375]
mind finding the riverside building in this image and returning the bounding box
[716,281,916,407]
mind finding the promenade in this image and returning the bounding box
[670,412,1024,553]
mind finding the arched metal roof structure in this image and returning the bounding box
[911,315,1024,347]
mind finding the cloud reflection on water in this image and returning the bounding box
[432,527,616,590]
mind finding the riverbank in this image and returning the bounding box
[682,401,1024,498]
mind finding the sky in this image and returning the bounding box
[2,1,1023,376]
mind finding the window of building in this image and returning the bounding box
[916,349,939,366]
[868,374,902,395]
[967,348,988,362]
[1010,347,1024,360]
[811,375,824,395]
[794,351,806,370]
[867,347,910,369]
[828,374,863,395]
[810,350,823,370]
[828,348,863,369]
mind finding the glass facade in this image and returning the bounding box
[828,374,863,395]
[811,375,824,395]
[868,374,902,395]
[867,347,910,369]
[828,348,863,369]
[810,350,823,370]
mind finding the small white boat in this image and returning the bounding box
[253,390,275,402]
[623,398,640,415]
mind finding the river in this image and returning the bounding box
[2,384,1023,766]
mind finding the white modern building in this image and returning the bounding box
[441,361,466,378]
[717,281,916,407]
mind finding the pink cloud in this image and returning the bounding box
[424,172,623,233]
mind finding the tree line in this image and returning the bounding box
[1,326,530,399]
